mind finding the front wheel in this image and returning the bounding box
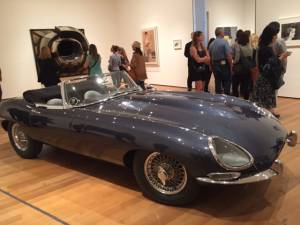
[133,151,199,206]
[8,123,43,159]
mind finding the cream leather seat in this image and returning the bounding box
[47,98,63,106]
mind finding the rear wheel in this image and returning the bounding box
[8,123,43,159]
[133,151,199,206]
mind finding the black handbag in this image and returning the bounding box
[194,64,206,73]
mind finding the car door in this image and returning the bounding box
[70,104,137,166]
[24,106,79,151]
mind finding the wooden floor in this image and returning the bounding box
[0,88,299,225]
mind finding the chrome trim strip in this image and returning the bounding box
[35,103,64,110]
[196,160,282,185]
[208,136,254,171]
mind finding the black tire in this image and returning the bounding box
[8,123,43,159]
[133,151,199,206]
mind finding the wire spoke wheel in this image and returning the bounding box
[11,123,29,151]
[144,152,188,195]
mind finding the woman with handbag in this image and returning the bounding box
[251,26,290,118]
[190,31,210,92]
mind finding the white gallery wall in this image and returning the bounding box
[256,0,300,98]
[207,0,255,39]
[0,0,118,98]
[115,0,193,87]
[0,0,299,98]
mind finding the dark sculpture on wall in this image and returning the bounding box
[30,26,89,79]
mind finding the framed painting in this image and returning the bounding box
[142,27,159,67]
[173,40,182,50]
[279,16,300,47]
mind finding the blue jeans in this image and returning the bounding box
[213,63,231,95]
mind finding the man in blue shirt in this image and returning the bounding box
[209,28,233,95]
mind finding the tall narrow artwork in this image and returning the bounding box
[142,27,159,67]
[279,16,300,47]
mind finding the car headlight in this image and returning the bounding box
[208,136,254,171]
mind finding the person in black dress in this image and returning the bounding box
[38,47,60,87]
[251,26,290,117]
[190,31,210,92]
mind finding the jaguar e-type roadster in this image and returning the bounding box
[0,72,297,205]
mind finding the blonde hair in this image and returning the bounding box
[39,46,51,60]
[250,34,259,49]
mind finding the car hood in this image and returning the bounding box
[86,91,287,170]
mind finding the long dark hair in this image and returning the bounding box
[133,47,143,56]
[192,31,205,50]
[259,26,279,47]
[238,31,250,46]
[89,44,99,59]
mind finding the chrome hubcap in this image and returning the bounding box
[144,152,188,195]
[12,124,29,151]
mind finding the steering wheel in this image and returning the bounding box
[69,97,80,106]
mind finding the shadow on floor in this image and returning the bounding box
[39,145,289,220]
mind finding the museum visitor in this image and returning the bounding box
[85,44,103,77]
[38,46,61,87]
[232,30,254,100]
[204,38,215,93]
[251,24,291,117]
[118,47,130,72]
[108,45,122,72]
[189,31,210,92]
[184,32,194,91]
[209,27,233,95]
[129,41,148,90]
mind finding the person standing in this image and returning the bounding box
[38,46,60,87]
[118,47,130,72]
[189,31,210,92]
[129,41,147,90]
[108,45,122,72]
[204,38,215,92]
[251,26,290,117]
[85,44,103,77]
[209,28,233,95]
[269,22,288,79]
[268,22,289,118]
[232,31,254,100]
[0,68,2,101]
[184,32,194,91]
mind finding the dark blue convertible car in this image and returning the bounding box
[0,72,297,205]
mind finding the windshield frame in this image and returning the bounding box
[61,72,141,109]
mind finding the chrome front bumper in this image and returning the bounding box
[196,159,283,185]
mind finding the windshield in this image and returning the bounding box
[63,71,141,107]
